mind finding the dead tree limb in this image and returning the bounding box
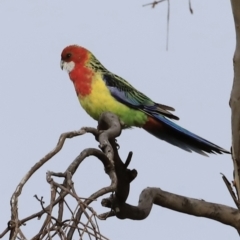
[101,187,240,233]
[1,111,240,239]
[229,0,240,202]
[1,112,137,240]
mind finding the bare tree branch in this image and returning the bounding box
[9,128,89,239]
[188,0,193,14]
[101,187,240,233]
[1,111,239,239]
[229,0,240,202]
[143,0,166,8]
[1,115,119,240]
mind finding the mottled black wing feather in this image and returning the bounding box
[102,73,179,120]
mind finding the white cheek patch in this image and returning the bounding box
[62,61,75,73]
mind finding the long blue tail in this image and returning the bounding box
[143,114,229,156]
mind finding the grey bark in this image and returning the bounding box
[230,0,240,200]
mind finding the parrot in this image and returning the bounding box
[60,45,229,156]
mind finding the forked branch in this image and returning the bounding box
[1,112,239,239]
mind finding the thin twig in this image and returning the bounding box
[189,0,193,14]
[143,0,166,8]
[221,173,239,208]
[166,0,170,50]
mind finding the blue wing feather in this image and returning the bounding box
[101,73,229,155]
[152,114,228,155]
[103,73,179,120]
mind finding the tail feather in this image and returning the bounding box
[142,115,229,156]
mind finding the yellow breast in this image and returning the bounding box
[78,73,147,127]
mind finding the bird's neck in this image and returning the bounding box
[69,65,93,97]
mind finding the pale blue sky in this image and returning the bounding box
[0,0,236,239]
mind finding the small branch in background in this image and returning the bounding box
[143,0,193,50]
[189,0,193,14]
[143,0,193,14]
[143,0,170,50]
[142,0,166,8]
[166,0,170,50]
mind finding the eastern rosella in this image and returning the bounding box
[60,45,229,156]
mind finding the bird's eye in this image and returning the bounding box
[66,53,72,58]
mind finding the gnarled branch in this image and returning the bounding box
[1,112,239,239]
[101,187,240,233]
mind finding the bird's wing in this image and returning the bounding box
[102,73,179,120]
